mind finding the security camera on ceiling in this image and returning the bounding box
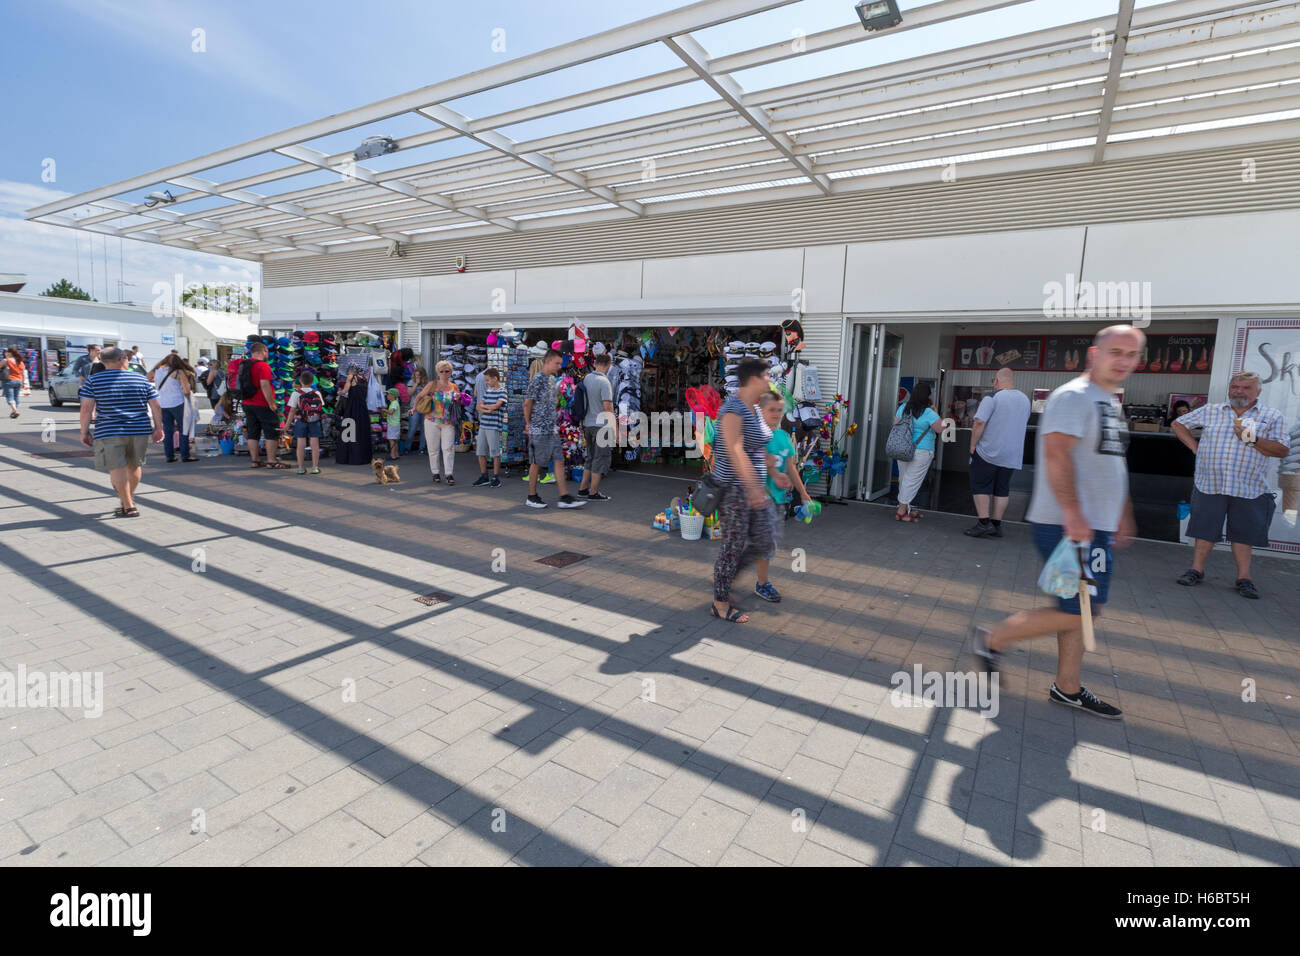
[143,189,176,207]
[354,136,398,161]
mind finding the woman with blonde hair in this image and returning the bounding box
[415,360,461,485]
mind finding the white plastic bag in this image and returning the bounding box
[1037,535,1081,598]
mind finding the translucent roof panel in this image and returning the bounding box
[29,0,1300,262]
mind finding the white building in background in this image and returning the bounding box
[177,306,259,367]
[0,291,177,384]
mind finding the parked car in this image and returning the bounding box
[47,369,84,406]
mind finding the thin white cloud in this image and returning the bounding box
[49,0,316,109]
[1,181,260,306]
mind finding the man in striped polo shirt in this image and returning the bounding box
[78,347,163,518]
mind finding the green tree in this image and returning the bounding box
[40,279,94,301]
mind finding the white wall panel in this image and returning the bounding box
[642,249,802,299]
[1082,210,1300,307]
[261,284,327,316]
[801,245,846,316]
[419,271,516,310]
[516,260,642,305]
[844,227,1087,314]
[326,278,401,312]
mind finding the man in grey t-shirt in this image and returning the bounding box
[965,368,1032,538]
[577,353,615,501]
[971,325,1143,722]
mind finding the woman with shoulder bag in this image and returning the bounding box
[416,361,460,485]
[151,354,198,462]
[893,381,944,522]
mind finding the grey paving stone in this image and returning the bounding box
[576,762,668,826]
[249,809,381,866]
[658,795,748,866]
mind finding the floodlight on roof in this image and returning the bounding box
[143,189,176,207]
[354,136,398,161]
[855,0,902,32]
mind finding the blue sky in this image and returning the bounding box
[1,0,1148,303]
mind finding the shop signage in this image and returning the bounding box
[1136,334,1213,374]
[161,331,176,345]
[952,335,1041,371]
[1231,318,1300,554]
[1043,336,1094,372]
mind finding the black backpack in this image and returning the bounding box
[236,359,259,400]
[206,368,225,403]
[569,376,588,425]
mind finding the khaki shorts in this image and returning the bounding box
[94,435,150,471]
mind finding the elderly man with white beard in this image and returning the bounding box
[1172,370,1289,599]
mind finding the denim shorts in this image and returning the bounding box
[292,420,323,439]
[1030,522,1112,616]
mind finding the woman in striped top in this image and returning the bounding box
[710,358,775,623]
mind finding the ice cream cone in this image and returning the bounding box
[1281,472,1300,516]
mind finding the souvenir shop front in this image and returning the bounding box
[416,307,815,480]
[222,323,413,462]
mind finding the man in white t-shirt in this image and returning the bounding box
[972,325,1143,721]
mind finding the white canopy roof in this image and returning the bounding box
[27,0,1300,263]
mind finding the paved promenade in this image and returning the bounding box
[2,407,1298,866]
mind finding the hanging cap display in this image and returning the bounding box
[591,341,606,356]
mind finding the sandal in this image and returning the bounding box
[446,477,455,486]
[710,603,749,623]
[182,457,199,462]
[1175,568,1204,587]
[123,507,140,518]
[251,461,266,468]
[264,461,290,469]
[113,507,128,518]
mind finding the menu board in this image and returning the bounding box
[1037,333,1216,374]
[953,336,1041,370]
[1043,336,1093,372]
[1139,334,1213,374]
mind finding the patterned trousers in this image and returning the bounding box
[713,484,776,601]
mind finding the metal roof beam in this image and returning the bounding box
[1096,1,1144,165]
[663,33,830,195]
[417,104,645,216]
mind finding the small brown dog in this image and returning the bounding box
[371,459,389,484]
[383,464,400,484]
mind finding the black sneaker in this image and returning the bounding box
[1235,578,1260,599]
[576,488,590,497]
[963,521,994,538]
[986,523,1003,538]
[1049,683,1122,719]
[557,494,588,509]
[490,476,501,488]
[472,474,491,487]
[970,624,999,675]
[587,491,611,501]
[526,494,547,509]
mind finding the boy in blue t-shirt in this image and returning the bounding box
[754,392,812,603]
